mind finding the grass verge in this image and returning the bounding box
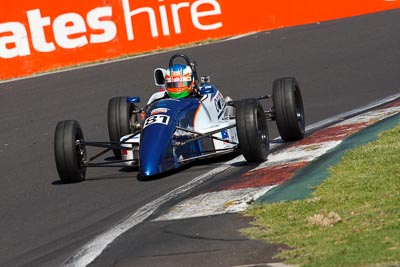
[242,124,400,267]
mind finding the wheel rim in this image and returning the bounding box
[259,128,268,150]
[294,86,305,129]
[257,111,269,152]
[75,136,86,177]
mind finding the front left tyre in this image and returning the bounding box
[54,120,86,183]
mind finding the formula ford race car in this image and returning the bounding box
[54,54,305,183]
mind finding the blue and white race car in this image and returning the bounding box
[54,54,305,182]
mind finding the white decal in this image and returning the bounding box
[0,22,31,58]
[0,7,116,58]
[27,9,56,53]
[123,0,222,40]
[53,13,89,49]
[0,0,223,59]
[214,92,225,113]
[150,108,169,115]
[87,7,118,44]
[143,115,170,128]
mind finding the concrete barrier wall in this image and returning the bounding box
[1,0,399,80]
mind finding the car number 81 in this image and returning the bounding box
[143,115,170,128]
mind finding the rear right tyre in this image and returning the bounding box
[272,77,305,141]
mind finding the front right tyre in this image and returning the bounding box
[236,99,269,163]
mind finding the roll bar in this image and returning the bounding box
[168,54,199,87]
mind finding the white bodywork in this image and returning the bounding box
[194,89,237,151]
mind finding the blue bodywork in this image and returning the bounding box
[139,97,202,177]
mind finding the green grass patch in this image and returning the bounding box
[243,124,400,267]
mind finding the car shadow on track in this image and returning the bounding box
[51,172,137,185]
[52,142,302,185]
[136,152,242,182]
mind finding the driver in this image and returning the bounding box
[165,64,195,98]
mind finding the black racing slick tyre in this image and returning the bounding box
[54,120,86,183]
[107,96,138,159]
[236,99,269,163]
[272,77,305,141]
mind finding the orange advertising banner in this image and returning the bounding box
[1,0,399,80]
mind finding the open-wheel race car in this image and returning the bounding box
[54,54,305,183]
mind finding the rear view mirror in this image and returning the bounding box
[200,75,211,85]
[127,97,140,103]
[154,68,166,86]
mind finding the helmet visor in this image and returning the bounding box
[167,80,192,90]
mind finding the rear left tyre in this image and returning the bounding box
[54,120,86,183]
[236,99,269,163]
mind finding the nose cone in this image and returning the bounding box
[139,123,175,178]
[139,138,177,177]
[139,98,199,177]
[140,158,161,177]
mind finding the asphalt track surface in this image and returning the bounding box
[0,9,399,267]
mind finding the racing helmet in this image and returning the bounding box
[165,64,194,98]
